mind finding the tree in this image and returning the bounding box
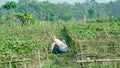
[58,12,72,21]
[90,0,96,3]
[88,8,95,19]
[1,1,17,24]
[3,1,17,10]
[0,0,120,23]
[106,0,120,17]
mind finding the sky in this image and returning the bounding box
[38,0,117,3]
[0,0,117,6]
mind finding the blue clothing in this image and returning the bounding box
[60,47,68,52]
[53,45,61,53]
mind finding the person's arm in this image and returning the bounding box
[50,42,55,52]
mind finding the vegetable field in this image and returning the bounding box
[0,22,120,68]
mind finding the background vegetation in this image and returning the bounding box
[0,0,120,23]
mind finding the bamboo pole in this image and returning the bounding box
[77,59,120,63]
[23,58,27,68]
[0,59,31,64]
[38,50,41,68]
[9,56,13,68]
[114,62,117,68]
[42,22,48,60]
[9,62,12,68]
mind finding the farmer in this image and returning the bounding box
[50,35,68,53]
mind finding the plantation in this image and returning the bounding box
[0,0,120,67]
[0,21,120,68]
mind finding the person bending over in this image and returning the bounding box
[50,35,68,53]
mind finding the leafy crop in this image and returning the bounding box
[0,22,120,68]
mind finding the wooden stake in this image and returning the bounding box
[38,50,41,68]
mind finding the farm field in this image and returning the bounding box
[0,22,120,68]
[0,0,120,68]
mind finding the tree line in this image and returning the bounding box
[0,0,120,24]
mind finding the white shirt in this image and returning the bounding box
[51,39,67,51]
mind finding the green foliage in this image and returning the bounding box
[0,22,120,67]
[87,16,120,23]
[59,25,72,46]
[84,10,89,15]
[0,0,120,67]
[1,14,15,24]
[0,22,119,54]
[3,1,17,10]
[14,12,33,24]
[58,12,72,21]
[0,0,120,22]
[1,11,37,24]
[88,8,95,19]
[45,9,55,21]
